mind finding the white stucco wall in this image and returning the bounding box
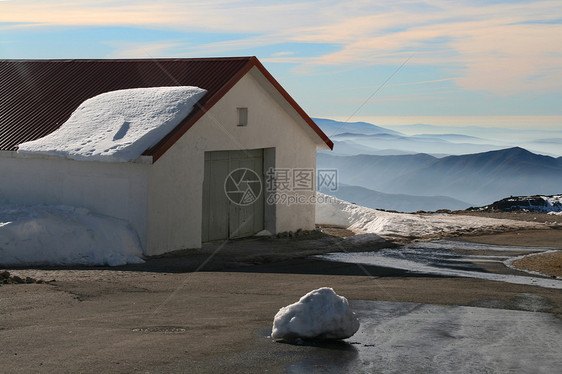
[146,67,323,255]
[0,67,328,257]
[0,152,149,248]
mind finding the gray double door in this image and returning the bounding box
[202,149,264,242]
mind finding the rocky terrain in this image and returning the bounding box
[0,270,43,285]
[469,194,562,213]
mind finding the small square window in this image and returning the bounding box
[237,107,248,127]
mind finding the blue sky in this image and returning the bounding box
[1,0,561,129]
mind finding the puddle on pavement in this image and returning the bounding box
[284,300,562,373]
[316,240,562,289]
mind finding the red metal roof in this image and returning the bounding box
[0,57,333,161]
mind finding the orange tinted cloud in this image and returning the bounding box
[1,0,560,95]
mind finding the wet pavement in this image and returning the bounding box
[284,299,562,374]
[317,240,562,289]
[2,238,562,373]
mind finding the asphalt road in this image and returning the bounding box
[2,253,562,373]
[2,225,562,373]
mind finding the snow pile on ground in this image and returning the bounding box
[18,86,207,162]
[271,287,360,341]
[0,204,144,266]
[316,193,542,238]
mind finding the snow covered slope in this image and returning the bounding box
[17,86,207,162]
[0,204,144,266]
[316,193,542,238]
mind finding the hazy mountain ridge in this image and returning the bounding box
[319,184,471,213]
[531,138,562,144]
[317,152,438,191]
[381,147,562,206]
[315,118,509,156]
[315,118,562,210]
[325,140,449,157]
[384,123,562,139]
[314,118,402,136]
[314,118,562,157]
[318,147,562,209]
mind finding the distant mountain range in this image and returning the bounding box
[318,152,437,191]
[317,146,562,210]
[314,118,402,136]
[328,131,503,156]
[315,118,562,211]
[314,117,562,158]
[380,147,562,206]
[319,184,471,213]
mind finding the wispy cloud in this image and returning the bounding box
[0,1,324,32]
[0,1,174,28]
[1,0,561,95]
[390,78,459,87]
[103,41,183,58]
[271,51,294,57]
[345,78,460,91]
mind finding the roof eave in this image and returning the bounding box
[145,56,333,163]
[144,58,255,162]
[250,57,334,151]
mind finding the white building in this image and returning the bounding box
[0,57,333,256]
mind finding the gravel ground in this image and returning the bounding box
[453,210,562,225]
[511,251,562,278]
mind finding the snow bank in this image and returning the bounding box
[543,195,562,212]
[316,193,542,238]
[0,204,144,266]
[271,287,360,341]
[17,86,207,162]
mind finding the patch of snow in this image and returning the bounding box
[543,195,562,208]
[255,229,272,237]
[315,192,541,238]
[271,287,360,341]
[0,204,144,266]
[17,86,207,162]
[524,195,562,213]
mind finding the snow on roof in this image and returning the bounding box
[17,86,207,162]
